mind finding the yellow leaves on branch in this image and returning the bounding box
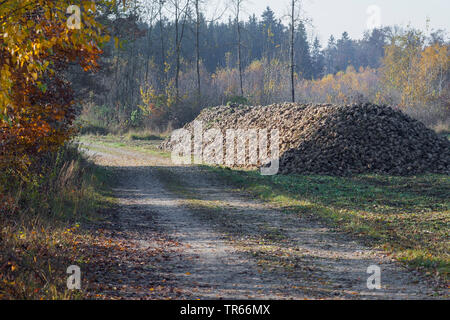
[1,0,110,112]
[381,30,449,108]
[0,0,115,170]
[296,66,380,105]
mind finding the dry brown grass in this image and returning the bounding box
[0,144,114,299]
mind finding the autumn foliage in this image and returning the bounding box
[381,31,449,114]
[0,0,110,171]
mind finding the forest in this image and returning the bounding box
[74,1,449,133]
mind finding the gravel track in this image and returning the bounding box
[81,142,445,299]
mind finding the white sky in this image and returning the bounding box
[208,0,450,44]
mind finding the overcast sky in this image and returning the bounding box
[210,0,450,44]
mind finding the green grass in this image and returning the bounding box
[125,130,166,141]
[206,167,449,280]
[78,134,171,158]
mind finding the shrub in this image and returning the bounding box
[0,143,111,299]
[226,96,250,106]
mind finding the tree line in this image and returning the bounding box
[1,0,448,179]
[77,1,448,132]
[60,1,444,133]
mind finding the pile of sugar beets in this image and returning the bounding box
[159,103,450,175]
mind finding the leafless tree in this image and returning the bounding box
[194,0,201,102]
[158,0,166,87]
[142,0,157,83]
[170,0,190,101]
[288,0,302,102]
[192,0,227,104]
[230,0,245,97]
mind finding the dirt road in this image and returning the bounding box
[81,141,444,299]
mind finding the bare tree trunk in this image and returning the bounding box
[129,38,136,106]
[175,1,179,100]
[195,0,201,103]
[290,0,295,103]
[145,25,152,82]
[174,0,189,102]
[236,1,244,97]
[159,0,166,88]
[145,6,155,83]
[114,38,120,102]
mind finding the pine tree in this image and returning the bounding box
[311,37,324,79]
[324,35,337,74]
[336,31,355,71]
[261,7,276,60]
[295,21,312,79]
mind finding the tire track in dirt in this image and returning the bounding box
[81,142,445,299]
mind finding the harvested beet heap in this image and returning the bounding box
[277,103,449,175]
[160,103,450,175]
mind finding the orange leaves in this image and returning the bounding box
[380,29,449,109]
[0,0,111,172]
[297,66,380,105]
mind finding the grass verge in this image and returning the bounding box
[204,166,449,281]
[0,144,116,299]
[78,134,171,158]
